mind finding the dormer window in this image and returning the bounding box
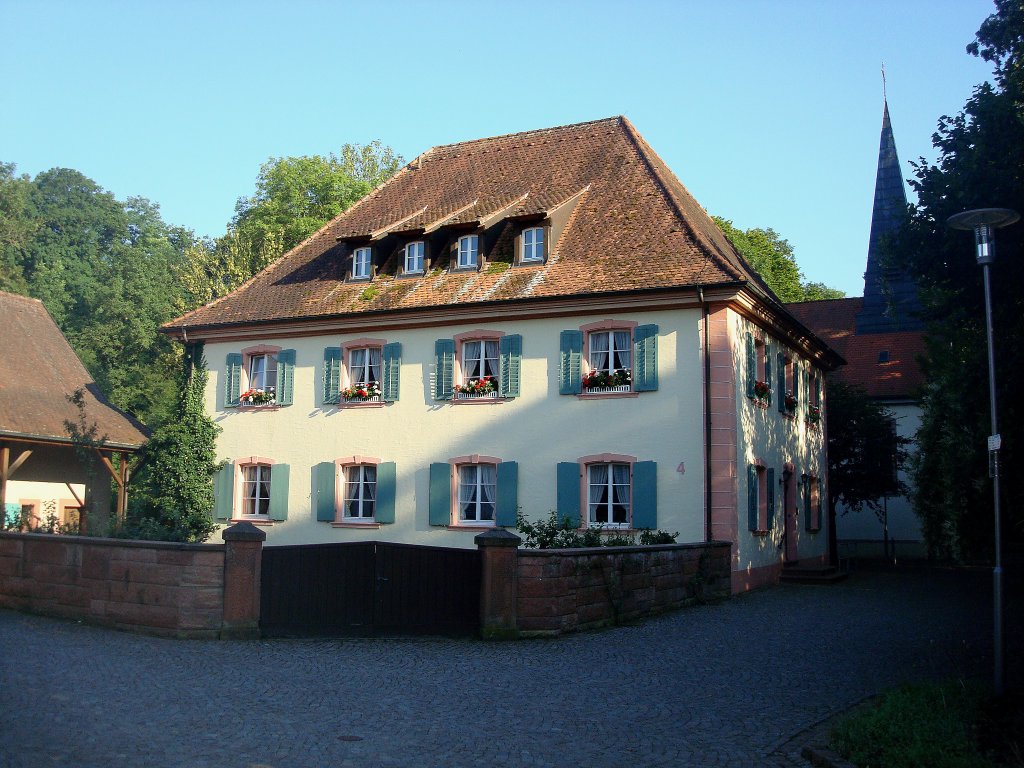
[352,247,372,280]
[521,226,545,263]
[457,235,479,269]
[405,241,425,274]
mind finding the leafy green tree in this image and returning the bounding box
[891,0,1024,558]
[0,162,35,294]
[125,344,219,542]
[713,216,844,302]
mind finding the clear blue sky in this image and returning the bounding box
[1,0,997,296]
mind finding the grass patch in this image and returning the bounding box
[830,679,1007,768]
[359,287,380,302]
[486,262,510,275]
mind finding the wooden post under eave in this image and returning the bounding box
[0,446,8,514]
[117,452,129,524]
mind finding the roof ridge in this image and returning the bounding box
[427,116,624,153]
[0,289,45,306]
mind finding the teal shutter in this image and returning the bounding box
[375,462,397,524]
[276,349,295,405]
[556,462,581,527]
[499,334,522,398]
[268,464,290,521]
[815,373,822,408]
[323,348,341,405]
[495,461,519,526]
[793,360,801,407]
[633,324,659,392]
[434,339,455,401]
[804,477,813,531]
[225,353,242,407]
[747,464,758,531]
[776,351,785,412]
[315,461,336,522]
[631,461,657,529]
[428,462,452,525]
[213,462,235,521]
[382,342,401,402]
[745,333,756,397]
[766,467,775,529]
[559,330,583,395]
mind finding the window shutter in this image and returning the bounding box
[269,464,290,521]
[428,462,452,525]
[375,462,397,524]
[434,339,455,401]
[213,462,235,521]
[225,353,242,407]
[276,349,295,405]
[815,373,822,408]
[495,461,519,526]
[382,342,401,402]
[559,330,583,395]
[315,462,336,522]
[499,334,522,398]
[634,324,659,392]
[746,333,756,398]
[747,464,758,531]
[631,460,657,529]
[766,467,775,529]
[804,477,813,531]
[323,348,341,405]
[776,351,785,412]
[556,462,581,527]
[793,361,801,407]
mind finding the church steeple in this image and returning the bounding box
[855,96,923,333]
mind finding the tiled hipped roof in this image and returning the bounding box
[786,297,925,400]
[0,292,149,449]
[165,117,777,332]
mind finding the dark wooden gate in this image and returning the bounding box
[259,542,481,637]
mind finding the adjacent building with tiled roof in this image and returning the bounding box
[1,291,148,532]
[164,117,840,592]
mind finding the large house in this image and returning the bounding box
[163,117,842,592]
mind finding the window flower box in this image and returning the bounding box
[241,388,276,406]
[455,376,497,397]
[752,379,770,405]
[584,384,633,395]
[342,382,382,402]
[807,404,822,426]
[583,369,632,391]
[456,390,500,400]
[785,392,798,413]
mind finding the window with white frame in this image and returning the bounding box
[245,352,277,404]
[352,246,372,279]
[457,234,479,269]
[587,462,631,527]
[584,330,632,391]
[404,241,425,274]
[521,227,545,262]
[458,463,496,523]
[462,339,498,380]
[343,464,377,520]
[242,464,272,517]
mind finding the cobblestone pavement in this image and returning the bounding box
[0,569,1004,768]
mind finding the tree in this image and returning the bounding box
[890,0,1024,558]
[826,381,910,563]
[713,216,845,302]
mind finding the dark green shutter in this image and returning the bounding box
[382,342,401,402]
[556,462,581,527]
[793,360,800,408]
[776,351,786,412]
[225,353,242,407]
[631,461,657,529]
[269,464,290,521]
[747,464,758,531]
[213,462,235,521]
[375,462,396,524]
[634,324,659,392]
[276,349,295,405]
[315,461,336,522]
[815,373,822,409]
[766,468,775,529]
[559,330,583,395]
[434,339,455,401]
[803,477,813,530]
[499,334,522,398]
[428,462,452,525]
[323,348,341,405]
[746,333,756,397]
[495,461,519,526]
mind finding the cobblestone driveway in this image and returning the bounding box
[0,569,1002,768]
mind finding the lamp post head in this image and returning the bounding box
[947,208,1020,266]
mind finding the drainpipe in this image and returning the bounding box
[700,288,713,542]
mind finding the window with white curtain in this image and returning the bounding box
[242,464,272,517]
[248,354,277,392]
[353,247,372,279]
[461,339,499,380]
[458,464,496,523]
[457,234,479,268]
[588,330,631,374]
[349,347,382,386]
[588,462,631,526]
[343,465,377,519]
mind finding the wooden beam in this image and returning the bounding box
[0,446,8,512]
[94,449,124,489]
[116,452,129,524]
[7,448,32,477]
[64,482,85,508]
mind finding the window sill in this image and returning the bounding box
[396,271,424,279]
[332,521,381,529]
[782,411,796,420]
[515,259,545,267]
[235,404,283,411]
[348,276,372,283]
[577,390,639,400]
[751,529,771,537]
[447,523,496,531]
[231,517,274,526]
[749,397,770,409]
[451,394,508,405]
[340,399,387,409]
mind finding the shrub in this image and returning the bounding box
[515,510,678,549]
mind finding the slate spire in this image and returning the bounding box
[856,98,923,333]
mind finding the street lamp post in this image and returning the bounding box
[947,207,1020,696]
